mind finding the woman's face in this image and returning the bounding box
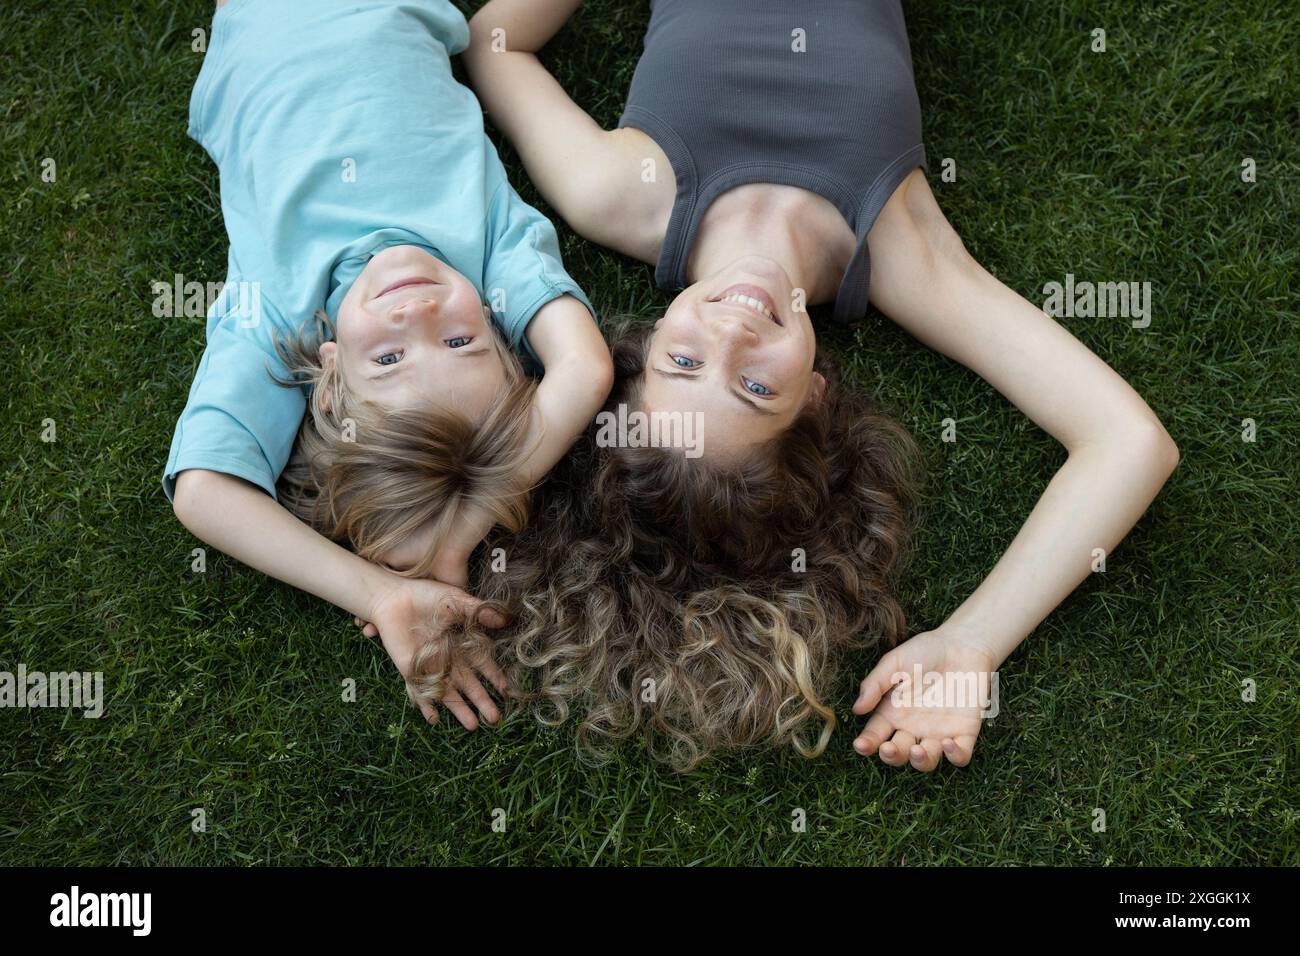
[323,245,507,419]
[641,255,825,456]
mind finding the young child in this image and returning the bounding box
[167,0,613,729]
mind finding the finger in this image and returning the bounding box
[853,711,895,757]
[440,688,479,731]
[460,597,508,630]
[477,606,507,629]
[354,617,364,628]
[435,590,505,630]
[454,667,501,726]
[477,655,511,697]
[418,699,438,725]
[943,733,978,768]
[910,737,944,772]
[878,730,915,767]
[363,623,378,638]
[853,654,904,715]
[436,593,482,627]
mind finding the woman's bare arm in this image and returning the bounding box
[867,170,1180,667]
[464,0,669,262]
[847,170,1178,769]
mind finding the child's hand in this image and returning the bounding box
[851,629,997,771]
[430,503,497,587]
[364,577,510,730]
[371,504,497,587]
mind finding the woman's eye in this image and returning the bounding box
[743,377,773,396]
[377,351,402,366]
[446,336,473,348]
[670,354,700,369]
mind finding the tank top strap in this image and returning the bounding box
[833,143,928,323]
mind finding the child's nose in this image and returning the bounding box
[389,296,438,324]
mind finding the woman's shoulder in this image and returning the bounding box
[587,127,676,266]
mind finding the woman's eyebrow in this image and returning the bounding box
[652,367,776,415]
[729,388,778,416]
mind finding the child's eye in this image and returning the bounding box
[446,336,473,348]
[743,376,773,396]
[376,351,402,366]
[670,353,700,369]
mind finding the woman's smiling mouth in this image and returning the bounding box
[710,283,783,325]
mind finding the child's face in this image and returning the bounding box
[640,255,825,456]
[323,246,508,420]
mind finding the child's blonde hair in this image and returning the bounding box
[272,311,538,579]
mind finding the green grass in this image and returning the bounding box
[1,0,1296,865]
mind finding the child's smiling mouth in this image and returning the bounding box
[374,277,439,300]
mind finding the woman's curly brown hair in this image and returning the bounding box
[454,322,920,771]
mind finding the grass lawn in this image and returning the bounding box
[1,0,1296,865]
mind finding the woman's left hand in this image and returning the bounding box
[852,628,998,771]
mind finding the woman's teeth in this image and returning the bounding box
[720,292,776,322]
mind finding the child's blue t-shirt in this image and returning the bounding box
[163,0,594,501]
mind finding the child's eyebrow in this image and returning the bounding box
[369,348,492,382]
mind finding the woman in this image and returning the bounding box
[456,0,1179,771]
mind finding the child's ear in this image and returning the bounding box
[482,304,492,321]
[317,341,337,413]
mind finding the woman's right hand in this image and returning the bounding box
[362,577,510,730]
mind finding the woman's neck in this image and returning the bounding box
[685,184,857,303]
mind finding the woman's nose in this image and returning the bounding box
[711,311,760,346]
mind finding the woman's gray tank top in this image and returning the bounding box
[618,0,926,322]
